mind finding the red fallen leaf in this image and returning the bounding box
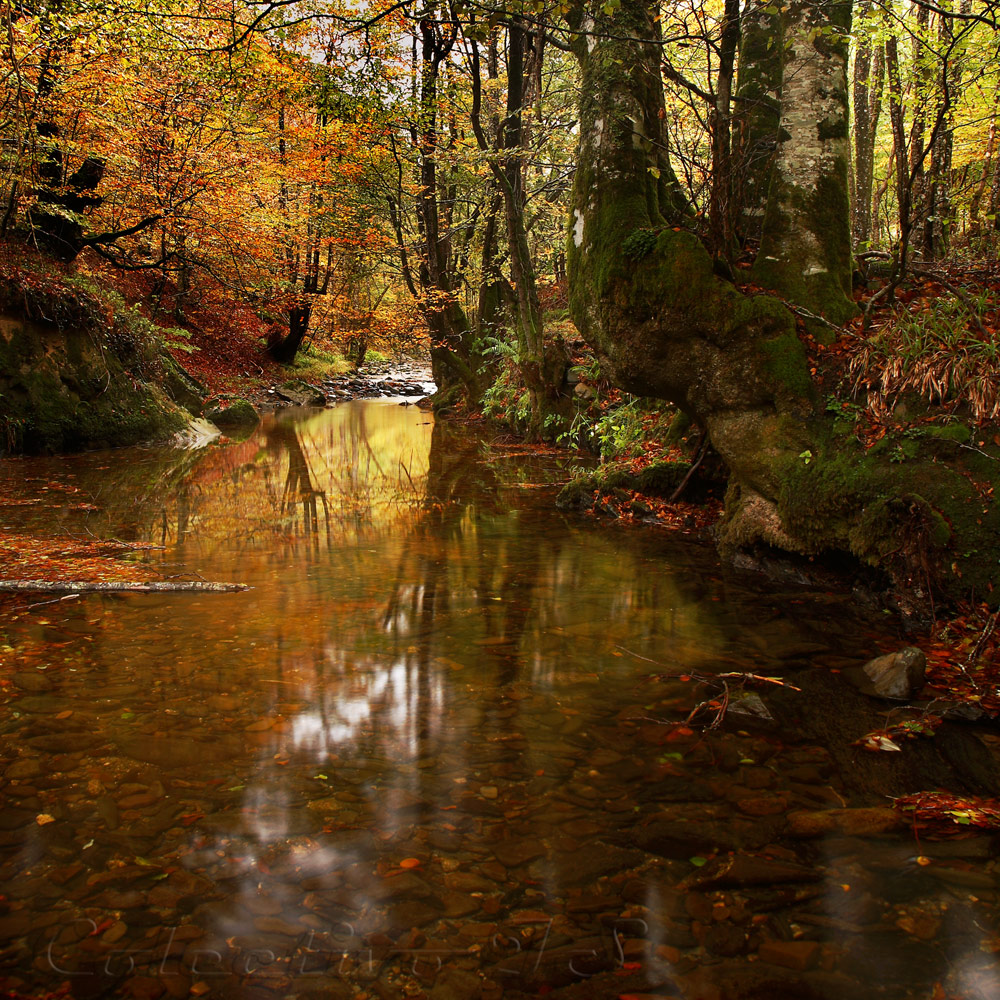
[180,813,205,826]
[90,918,114,936]
[398,858,421,869]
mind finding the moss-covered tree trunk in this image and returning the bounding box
[566,0,817,550]
[733,2,783,243]
[566,0,1000,605]
[750,0,856,324]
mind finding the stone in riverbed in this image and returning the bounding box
[683,854,819,890]
[12,672,53,693]
[861,647,927,699]
[275,380,327,406]
[493,839,546,868]
[4,759,43,780]
[787,807,905,837]
[758,939,820,971]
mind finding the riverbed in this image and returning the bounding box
[0,401,998,1000]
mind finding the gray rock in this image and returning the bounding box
[275,380,327,406]
[862,647,926,700]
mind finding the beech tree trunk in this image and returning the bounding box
[733,3,783,243]
[565,0,999,606]
[751,0,856,325]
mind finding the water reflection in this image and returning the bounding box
[0,402,997,999]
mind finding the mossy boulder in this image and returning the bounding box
[0,312,187,455]
[557,460,694,509]
[205,398,260,428]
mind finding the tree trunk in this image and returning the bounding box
[268,303,311,363]
[567,0,815,548]
[566,0,997,605]
[733,3,783,243]
[708,0,740,256]
[852,9,884,247]
[751,0,856,325]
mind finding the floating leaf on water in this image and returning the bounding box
[689,856,708,867]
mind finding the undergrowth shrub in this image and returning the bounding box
[850,293,1000,422]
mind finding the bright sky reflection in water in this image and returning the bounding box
[1,400,998,999]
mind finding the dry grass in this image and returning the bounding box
[849,294,1000,423]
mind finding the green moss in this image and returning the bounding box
[207,398,259,428]
[920,422,972,444]
[769,432,1000,604]
[0,312,187,455]
[557,459,693,509]
[760,333,814,401]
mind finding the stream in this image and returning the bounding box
[1,400,998,1000]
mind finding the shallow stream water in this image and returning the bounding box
[1,401,998,1000]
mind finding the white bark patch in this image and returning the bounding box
[572,210,585,248]
[583,15,596,52]
[771,13,849,275]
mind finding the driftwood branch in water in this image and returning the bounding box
[0,580,250,594]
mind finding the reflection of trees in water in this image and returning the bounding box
[376,420,561,800]
[266,418,330,542]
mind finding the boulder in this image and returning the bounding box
[204,398,259,427]
[862,647,927,700]
[275,379,326,406]
[0,311,187,454]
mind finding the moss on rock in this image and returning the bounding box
[0,305,188,455]
[206,398,259,428]
[557,459,693,509]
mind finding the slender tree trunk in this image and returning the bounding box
[852,10,885,247]
[709,0,740,256]
[908,4,931,258]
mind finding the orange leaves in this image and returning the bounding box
[894,791,1000,835]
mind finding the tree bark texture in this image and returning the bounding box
[566,0,1000,604]
[751,0,856,324]
[852,8,884,247]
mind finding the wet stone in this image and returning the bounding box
[684,854,820,891]
[4,759,43,780]
[12,672,55,692]
[758,938,821,971]
[493,840,546,869]
[385,899,443,933]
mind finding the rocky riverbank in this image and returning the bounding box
[263,360,434,408]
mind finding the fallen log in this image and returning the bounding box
[0,580,250,594]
